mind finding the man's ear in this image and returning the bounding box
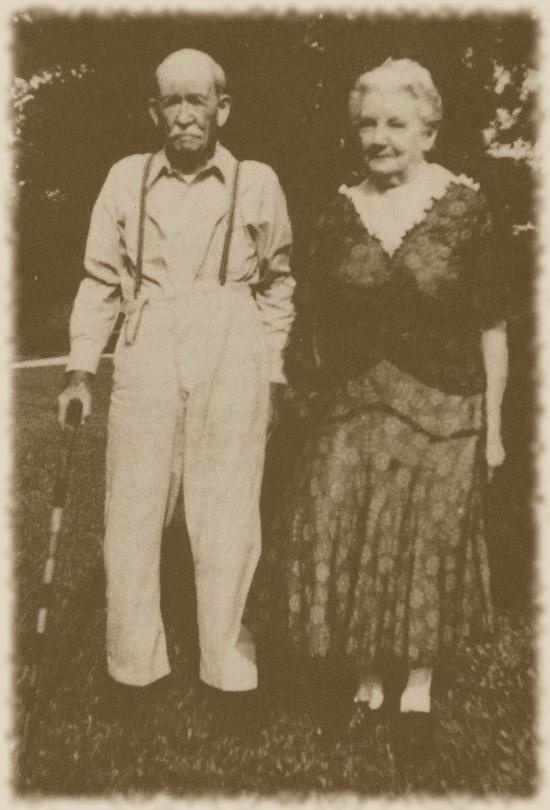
[148,98,161,129]
[216,94,231,129]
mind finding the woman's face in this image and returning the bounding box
[355,88,436,186]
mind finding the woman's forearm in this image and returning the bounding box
[481,321,508,436]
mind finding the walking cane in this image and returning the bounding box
[20,398,83,762]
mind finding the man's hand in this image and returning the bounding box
[57,371,93,427]
[486,430,505,483]
[267,383,287,441]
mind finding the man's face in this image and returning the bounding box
[150,62,230,165]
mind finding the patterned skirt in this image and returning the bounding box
[247,360,494,674]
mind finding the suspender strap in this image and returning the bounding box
[134,153,155,299]
[218,161,241,286]
[133,154,240,296]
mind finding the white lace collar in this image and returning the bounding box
[339,163,479,257]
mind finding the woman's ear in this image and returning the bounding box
[424,127,438,153]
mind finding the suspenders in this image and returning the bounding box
[134,153,154,299]
[133,153,241,299]
[218,161,241,286]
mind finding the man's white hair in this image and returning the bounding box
[155,48,227,96]
[349,58,442,131]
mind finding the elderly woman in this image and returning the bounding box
[253,58,508,756]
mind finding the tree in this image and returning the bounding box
[11,10,537,353]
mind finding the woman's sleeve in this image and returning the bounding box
[471,193,511,330]
[283,212,327,392]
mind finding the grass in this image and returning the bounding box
[11,361,538,798]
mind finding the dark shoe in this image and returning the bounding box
[390,711,434,766]
[200,682,269,738]
[310,693,357,746]
[347,701,384,740]
[302,660,357,744]
[93,674,171,723]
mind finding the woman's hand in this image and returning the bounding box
[482,322,508,483]
[486,430,505,482]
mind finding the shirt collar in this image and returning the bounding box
[150,142,235,185]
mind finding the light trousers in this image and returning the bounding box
[104,282,270,690]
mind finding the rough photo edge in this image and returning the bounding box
[1,0,549,809]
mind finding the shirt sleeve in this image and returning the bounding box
[66,168,123,374]
[253,168,296,384]
[471,193,510,331]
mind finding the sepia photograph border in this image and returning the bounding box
[1,0,549,807]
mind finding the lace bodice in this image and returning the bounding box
[286,168,508,397]
[338,163,479,257]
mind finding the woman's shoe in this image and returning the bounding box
[347,701,384,740]
[390,711,434,765]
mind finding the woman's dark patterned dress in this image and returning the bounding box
[249,174,507,676]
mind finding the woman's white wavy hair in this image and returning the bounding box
[348,58,443,132]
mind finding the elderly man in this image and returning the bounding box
[58,49,295,723]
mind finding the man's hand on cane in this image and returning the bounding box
[58,371,94,428]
